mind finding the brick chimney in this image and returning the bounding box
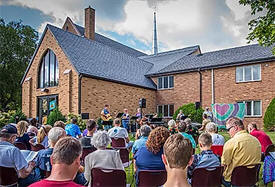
[84,6,95,40]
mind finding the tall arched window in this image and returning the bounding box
[39,49,59,88]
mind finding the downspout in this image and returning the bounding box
[211,69,215,104]
[78,74,82,115]
[198,68,202,105]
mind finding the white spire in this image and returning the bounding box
[153,11,158,55]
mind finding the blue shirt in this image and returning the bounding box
[36,148,53,171]
[0,141,28,170]
[65,124,82,138]
[180,132,196,149]
[134,146,165,171]
[132,136,148,154]
[16,133,31,150]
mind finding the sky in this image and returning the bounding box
[0,0,258,54]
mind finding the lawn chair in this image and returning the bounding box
[265,144,274,156]
[137,170,167,187]
[91,168,126,187]
[30,143,45,151]
[111,138,126,148]
[211,145,223,157]
[81,147,97,166]
[14,142,27,150]
[0,166,18,186]
[231,164,261,186]
[191,166,224,187]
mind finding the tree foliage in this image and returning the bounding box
[47,108,66,126]
[0,18,38,111]
[173,103,204,124]
[263,97,275,131]
[239,0,275,54]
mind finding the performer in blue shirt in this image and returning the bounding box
[122,108,130,132]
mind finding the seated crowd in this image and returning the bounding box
[0,114,274,187]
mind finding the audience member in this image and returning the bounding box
[199,114,210,132]
[222,117,261,187]
[176,110,185,120]
[184,118,199,143]
[178,121,196,149]
[27,125,38,139]
[132,125,151,154]
[65,118,82,138]
[30,125,52,148]
[53,120,66,129]
[188,133,220,182]
[168,119,177,135]
[162,133,193,187]
[134,127,169,174]
[29,137,83,187]
[206,122,225,145]
[84,131,123,186]
[108,118,133,148]
[247,122,273,153]
[79,119,97,148]
[29,118,39,128]
[15,120,31,150]
[203,107,213,121]
[0,124,36,183]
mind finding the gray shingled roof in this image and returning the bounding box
[139,46,199,75]
[47,24,156,89]
[151,44,275,76]
[74,24,146,57]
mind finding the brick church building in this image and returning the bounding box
[21,7,275,128]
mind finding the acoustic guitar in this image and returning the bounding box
[101,113,112,121]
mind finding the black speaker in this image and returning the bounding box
[195,102,201,110]
[81,113,89,119]
[139,98,146,108]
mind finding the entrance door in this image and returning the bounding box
[37,95,58,124]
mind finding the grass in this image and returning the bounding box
[126,131,275,187]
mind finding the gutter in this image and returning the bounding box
[198,68,202,106]
[78,74,82,114]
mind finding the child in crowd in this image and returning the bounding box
[187,132,220,184]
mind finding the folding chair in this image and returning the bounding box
[231,164,261,186]
[0,166,18,186]
[265,144,275,156]
[111,138,126,148]
[30,143,45,151]
[81,147,97,166]
[14,142,27,150]
[211,145,223,157]
[137,170,167,187]
[91,168,126,187]
[191,166,224,187]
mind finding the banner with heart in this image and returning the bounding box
[211,103,245,126]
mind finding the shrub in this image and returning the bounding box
[47,108,66,125]
[66,113,86,131]
[173,103,204,123]
[0,109,27,128]
[264,97,275,131]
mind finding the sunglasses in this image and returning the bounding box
[226,126,234,131]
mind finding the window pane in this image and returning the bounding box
[253,65,260,80]
[39,61,44,88]
[55,57,59,85]
[236,67,243,82]
[169,76,174,88]
[246,101,252,115]
[244,66,252,81]
[50,51,55,86]
[158,105,163,115]
[253,101,261,115]
[164,105,168,117]
[44,51,50,87]
[169,105,174,117]
[164,77,168,88]
[158,77,162,89]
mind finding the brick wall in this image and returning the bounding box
[22,29,79,118]
[81,77,156,119]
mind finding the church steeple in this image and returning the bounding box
[153,11,158,55]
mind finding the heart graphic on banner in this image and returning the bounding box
[215,104,230,116]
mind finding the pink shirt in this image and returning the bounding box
[250,129,273,152]
[29,180,83,187]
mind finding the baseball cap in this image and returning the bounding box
[1,124,17,134]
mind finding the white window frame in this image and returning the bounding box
[157,104,174,117]
[237,100,262,117]
[157,76,174,90]
[236,64,261,83]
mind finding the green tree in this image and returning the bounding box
[0,18,38,111]
[239,0,275,54]
[263,97,275,131]
[173,103,204,124]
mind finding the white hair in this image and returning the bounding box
[140,125,151,137]
[48,127,66,144]
[91,130,111,149]
[206,122,217,133]
[168,119,176,128]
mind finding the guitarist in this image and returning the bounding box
[101,104,112,130]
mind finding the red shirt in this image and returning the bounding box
[250,129,273,152]
[29,180,83,187]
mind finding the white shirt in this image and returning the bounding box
[211,133,225,145]
[108,126,128,139]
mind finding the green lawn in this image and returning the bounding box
[126,131,275,186]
